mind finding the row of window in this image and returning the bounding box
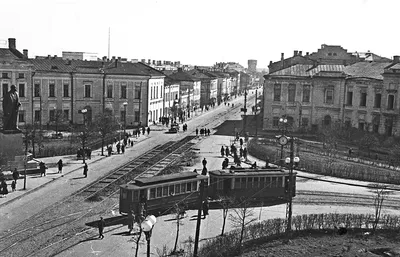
[150,85,163,100]
[274,84,311,103]
[211,176,285,190]
[16,109,70,123]
[106,84,141,99]
[165,92,179,102]
[2,83,26,98]
[1,72,25,79]
[148,181,198,200]
[347,92,394,109]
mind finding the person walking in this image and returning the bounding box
[142,126,145,135]
[57,159,63,174]
[12,168,19,184]
[196,128,199,136]
[225,146,230,156]
[116,142,121,154]
[207,128,210,136]
[147,127,150,135]
[121,144,125,154]
[107,145,112,156]
[202,199,209,218]
[202,158,207,168]
[1,180,8,197]
[240,138,243,146]
[83,163,88,178]
[11,180,16,192]
[243,147,248,160]
[220,146,225,157]
[98,217,106,239]
[39,162,47,177]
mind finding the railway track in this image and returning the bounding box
[0,135,197,257]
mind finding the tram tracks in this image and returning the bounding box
[0,135,198,257]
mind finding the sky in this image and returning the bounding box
[0,0,399,69]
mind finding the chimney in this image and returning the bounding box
[299,51,302,56]
[115,59,118,67]
[112,56,116,61]
[118,56,121,61]
[294,50,298,56]
[393,56,400,63]
[281,53,284,61]
[23,49,28,58]
[269,61,272,65]
[148,59,151,64]
[8,38,16,49]
[306,52,309,56]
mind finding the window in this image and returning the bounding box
[34,83,40,97]
[156,187,162,198]
[301,118,309,127]
[272,117,279,127]
[346,91,353,106]
[186,183,192,192]
[122,191,127,200]
[373,123,379,133]
[175,184,181,194]
[135,87,140,99]
[63,110,69,120]
[181,183,186,193]
[235,178,241,189]
[121,84,127,99]
[345,120,351,128]
[359,122,365,130]
[241,178,246,188]
[325,89,333,104]
[254,177,259,187]
[34,110,41,122]
[2,72,9,78]
[217,179,223,190]
[133,190,139,201]
[271,177,277,188]
[163,186,168,196]
[260,177,265,187]
[150,188,156,199]
[360,92,367,107]
[2,83,9,97]
[18,83,25,97]
[374,93,381,108]
[18,73,25,79]
[49,109,55,121]
[49,83,55,97]
[277,177,283,187]
[302,85,310,103]
[288,84,296,102]
[150,87,153,100]
[121,110,126,122]
[192,181,197,191]
[273,84,281,101]
[388,95,394,110]
[266,177,271,187]
[134,111,140,122]
[18,111,25,123]
[246,177,253,188]
[63,83,69,97]
[84,84,91,98]
[107,84,113,98]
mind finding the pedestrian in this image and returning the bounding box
[12,168,19,184]
[221,146,225,157]
[127,210,134,234]
[121,144,125,154]
[147,127,150,135]
[240,138,243,146]
[107,145,112,156]
[225,146,230,156]
[83,163,88,178]
[142,126,145,135]
[265,157,270,168]
[39,161,47,177]
[11,180,16,192]
[201,166,208,175]
[98,217,106,239]
[202,158,207,168]
[1,180,8,197]
[202,199,209,218]
[207,129,210,136]
[131,140,134,147]
[57,159,63,173]
[196,128,199,136]
[240,147,243,158]
[243,147,248,160]
[116,142,121,154]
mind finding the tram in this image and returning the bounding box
[119,167,296,217]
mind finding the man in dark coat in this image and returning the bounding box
[12,168,19,184]
[57,159,63,173]
[39,162,47,177]
[2,85,21,132]
[98,217,106,239]
[83,163,88,178]
[147,127,150,135]
[202,158,207,168]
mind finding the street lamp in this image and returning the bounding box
[123,102,128,138]
[278,117,288,166]
[141,215,157,257]
[80,108,87,164]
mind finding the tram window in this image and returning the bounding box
[254,177,259,187]
[217,179,223,190]
[156,187,162,198]
[175,184,181,194]
[247,177,253,188]
[163,186,169,196]
[169,185,175,195]
[260,177,265,187]
[133,190,139,201]
[192,182,197,191]
[122,190,127,199]
[271,177,277,188]
[241,178,246,188]
[150,188,156,199]
[187,183,192,192]
[181,183,186,193]
[235,178,241,189]
[266,177,271,188]
[277,177,283,187]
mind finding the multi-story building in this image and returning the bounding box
[186,69,218,109]
[163,77,180,120]
[248,59,257,73]
[263,55,400,137]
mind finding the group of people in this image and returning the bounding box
[196,128,211,136]
[76,147,92,160]
[182,123,188,132]
[0,168,20,197]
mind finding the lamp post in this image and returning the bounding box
[284,138,300,237]
[278,117,288,166]
[80,108,87,164]
[123,102,128,138]
[141,215,157,257]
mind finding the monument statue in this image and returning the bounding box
[2,85,21,133]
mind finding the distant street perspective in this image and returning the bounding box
[1,1,400,256]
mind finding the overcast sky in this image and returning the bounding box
[0,0,398,68]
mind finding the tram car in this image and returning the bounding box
[119,172,208,217]
[207,167,296,208]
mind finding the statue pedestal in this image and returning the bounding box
[0,132,24,171]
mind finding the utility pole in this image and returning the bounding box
[255,89,258,137]
[242,86,247,136]
[193,180,205,257]
[286,137,294,236]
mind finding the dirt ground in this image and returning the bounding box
[239,230,400,257]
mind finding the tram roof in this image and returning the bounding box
[125,172,207,188]
[209,168,295,176]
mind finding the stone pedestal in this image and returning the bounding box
[0,132,24,171]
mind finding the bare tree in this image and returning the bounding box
[358,132,379,158]
[229,199,257,252]
[369,184,392,232]
[132,224,144,257]
[93,111,117,156]
[172,203,186,254]
[217,195,234,236]
[52,109,65,136]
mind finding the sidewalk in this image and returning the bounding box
[0,132,151,208]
